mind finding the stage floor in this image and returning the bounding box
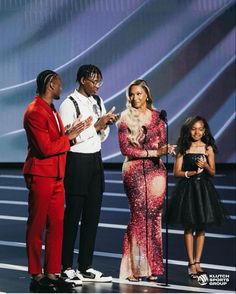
[0,165,235,293]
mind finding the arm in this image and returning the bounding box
[118,121,158,158]
[173,153,184,177]
[150,117,176,156]
[24,111,70,158]
[173,153,198,177]
[59,98,96,144]
[94,99,110,142]
[94,101,119,142]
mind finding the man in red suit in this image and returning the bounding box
[23,70,91,292]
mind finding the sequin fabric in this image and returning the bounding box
[118,110,166,279]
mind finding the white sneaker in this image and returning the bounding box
[76,268,112,282]
[61,269,82,286]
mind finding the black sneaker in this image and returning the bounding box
[76,268,112,282]
[30,277,57,293]
[51,276,76,292]
[61,269,82,286]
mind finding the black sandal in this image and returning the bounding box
[126,276,141,282]
[188,263,198,279]
[195,262,208,276]
[147,275,158,282]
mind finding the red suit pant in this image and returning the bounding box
[26,176,64,274]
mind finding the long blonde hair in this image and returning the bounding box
[119,79,154,146]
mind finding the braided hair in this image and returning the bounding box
[76,64,102,83]
[36,70,58,95]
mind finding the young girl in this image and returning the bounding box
[167,116,227,279]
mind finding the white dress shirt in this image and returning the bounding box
[59,89,109,153]
[53,111,61,133]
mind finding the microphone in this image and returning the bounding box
[142,126,147,143]
[159,109,167,123]
[142,125,147,134]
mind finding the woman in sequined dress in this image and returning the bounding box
[167,116,227,279]
[118,80,176,281]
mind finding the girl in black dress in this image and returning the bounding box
[168,116,226,279]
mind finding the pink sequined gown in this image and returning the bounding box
[119,110,166,279]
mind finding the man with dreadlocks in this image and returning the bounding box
[59,64,119,283]
[23,70,92,292]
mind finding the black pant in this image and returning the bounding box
[62,151,104,271]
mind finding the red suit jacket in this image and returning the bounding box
[23,96,70,178]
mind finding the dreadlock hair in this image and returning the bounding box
[76,64,102,83]
[36,70,58,95]
[176,116,218,155]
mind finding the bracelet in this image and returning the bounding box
[185,171,190,178]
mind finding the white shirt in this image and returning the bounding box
[59,89,109,153]
[53,111,61,133]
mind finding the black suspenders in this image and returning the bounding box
[69,95,102,118]
[69,96,80,118]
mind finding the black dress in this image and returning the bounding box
[167,153,227,230]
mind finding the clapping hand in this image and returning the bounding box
[72,115,93,129]
[95,106,120,131]
[65,116,93,142]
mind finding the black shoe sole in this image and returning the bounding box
[30,284,58,293]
